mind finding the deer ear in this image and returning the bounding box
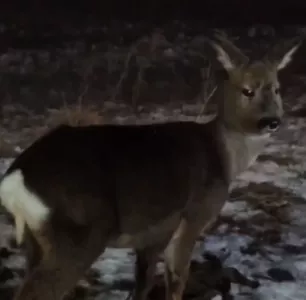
[266,36,303,71]
[276,43,300,70]
[210,31,249,71]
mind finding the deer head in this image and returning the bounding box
[210,32,301,135]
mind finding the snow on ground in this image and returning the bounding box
[1,108,306,300]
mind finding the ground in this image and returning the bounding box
[0,21,306,299]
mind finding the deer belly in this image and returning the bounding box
[108,213,180,249]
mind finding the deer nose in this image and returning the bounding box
[257,117,281,132]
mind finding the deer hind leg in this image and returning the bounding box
[13,219,113,300]
[23,225,41,275]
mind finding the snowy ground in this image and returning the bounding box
[0,105,306,300]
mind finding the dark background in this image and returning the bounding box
[1,0,306,24]
[0,0,305,122]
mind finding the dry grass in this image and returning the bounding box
[45,104,104,128]
[196,65,217,120]
[0,102,105,156]
[230,182,296,223]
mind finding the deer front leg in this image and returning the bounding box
[133,247,162,300]
[163,219,200,300]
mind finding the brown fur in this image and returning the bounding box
[0,33,301,300]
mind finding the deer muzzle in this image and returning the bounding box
[257,116,281,132]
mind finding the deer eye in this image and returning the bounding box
[275,88,280,94]
[242,88,255,97]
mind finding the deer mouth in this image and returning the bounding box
[257,117,281,133]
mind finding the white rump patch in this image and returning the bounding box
[0,169,50,245]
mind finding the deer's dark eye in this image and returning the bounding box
[242,88,255,97]
[275,88,280,94]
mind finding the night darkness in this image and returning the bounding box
[1,0,306,25]
[1,1,306,300]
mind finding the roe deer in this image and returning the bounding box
[0,33,301,300]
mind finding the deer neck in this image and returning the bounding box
[217,119,270,181]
